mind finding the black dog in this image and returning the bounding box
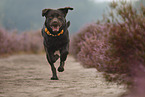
[41,7,73,80]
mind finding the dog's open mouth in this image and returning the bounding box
[50,25,60,32]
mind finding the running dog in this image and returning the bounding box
[41,7,73,80]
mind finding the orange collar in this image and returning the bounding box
[45,27,64,37]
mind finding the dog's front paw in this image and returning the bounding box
[58,66,64,72]
[51,77,59,80]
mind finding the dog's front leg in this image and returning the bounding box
[46,53,59,80]
[58,44,69,72]
[50,63,58,80]
[45,48,59,80]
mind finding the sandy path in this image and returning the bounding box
[0,54,126,97]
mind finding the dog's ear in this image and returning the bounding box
[42,8,52,17]
[58,7,73,17]
[66,21,70,28]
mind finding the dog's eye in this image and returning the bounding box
[58,16,62,19]
[49,16,53,19]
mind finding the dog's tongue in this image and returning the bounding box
[52,26,59,32]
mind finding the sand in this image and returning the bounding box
[0,54,126,97]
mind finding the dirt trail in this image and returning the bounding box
[0,54,126,97]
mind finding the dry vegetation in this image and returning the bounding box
[0,28,43,56]
[70,1,145,97]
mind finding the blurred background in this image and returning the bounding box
[0,0,143,34]
[1,1,145,97]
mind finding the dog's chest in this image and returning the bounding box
[44,35,68,49]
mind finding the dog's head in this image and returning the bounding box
[42,7,73,34]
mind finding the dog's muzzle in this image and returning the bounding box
[50,18,62,32]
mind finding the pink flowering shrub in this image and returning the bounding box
[71,0,145,81]
[70,23,111,72]
[0,28,43,56]
[107,2,145,75]
[71,1,145,97]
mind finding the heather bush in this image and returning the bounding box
[70,23,104,58]
[106,2,145,75]
[70,23,111,71]
[20,30,43,53]
[71,1,145,96]
[71,1,145,82]
[0,28,43,56]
